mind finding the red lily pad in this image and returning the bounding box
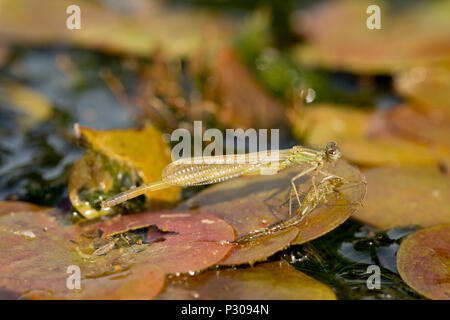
[397,224,450,300]
[0,202,166,299]
[157,260,336,300]
[179,159,365,265]
[83,210,235,274]
[353,167,450,229]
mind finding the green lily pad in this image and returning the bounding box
[0,201,166,299]
[157,260,336,300]
[82,210,235,274]
[353,167,450,229]
[397,224,450,300]
[69,125,180,219]
[179,159,365,265]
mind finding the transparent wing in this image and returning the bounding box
[162,149,293,186]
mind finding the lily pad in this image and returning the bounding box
[157,260,336,300]
[82,210,235,274]
[291,1,450,74]
[397,224,450,300]
[179,159,365,265]
[353,167,450,229]
[289,104,438,167]
[385,105,450,172]
[394,65,450,122]
[386,105,450,148]
[69,125,180,219]
[0,201,166,299]
[0,0,237,58]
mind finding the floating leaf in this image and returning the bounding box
[394,65,450,122]
[385,105,450,172]
[397,224,450,300]
[69,125,180,219]
[291,1,450,74]
[289,104,438,167]
[179,159,365,265]
[0,201,166,299]
[0,0,237,58]
[157,260,336,300]
[0,201,47,215]
[386,105,450,148]
[353,168,450,229]
[82,210,235,274]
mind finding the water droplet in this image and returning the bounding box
[305,88,316,103]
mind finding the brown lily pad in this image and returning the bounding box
[291,1,450,74]
[0,201,165,299]
[83,210,235,274]
[157,260,336,300]
[289,104,438,167]
[179,159,365,265]
[353,167,450,229]
[385,105,450,173]
[386,105,450,148]
[69,125,180,219]
[394,65,450,122]
[397,224,450,300]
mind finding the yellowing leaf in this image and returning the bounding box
[69,125,180,219]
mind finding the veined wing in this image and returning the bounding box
[162,149,293,186]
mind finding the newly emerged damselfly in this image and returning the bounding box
[101,142,343,211]
[232,175,356,244]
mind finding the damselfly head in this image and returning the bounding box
[325,141,341,161]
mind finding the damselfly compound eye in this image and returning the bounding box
[325,142,340,159]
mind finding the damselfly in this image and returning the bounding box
[101,142,343,211]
